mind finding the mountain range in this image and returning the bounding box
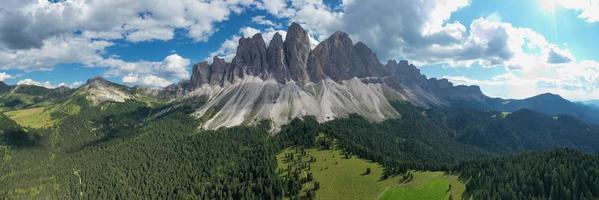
[2,23,599,130]
[3,23,599,200]
[159,23,599,129]
[0,23,599,129]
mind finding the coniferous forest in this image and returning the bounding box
[2,98,599,199]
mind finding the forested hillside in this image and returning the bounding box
[2,96,599,199]
[455,149,599,199]
[1,97,283,199]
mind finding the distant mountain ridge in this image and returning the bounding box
[489,93,599,124]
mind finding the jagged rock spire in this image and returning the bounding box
[284,22,311,84]
[231,33,268,78]
[267,32,289,83]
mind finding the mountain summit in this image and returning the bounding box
[187,23,389,89]
[181,23,493,130]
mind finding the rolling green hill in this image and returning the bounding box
[277,146,465,200]
[0,85,73,111]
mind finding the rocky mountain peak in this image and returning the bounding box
[54,86,73,94]
[86,77,113,88]
[190,61,210,88]
[284,22,311,83]
[329,31,353,45]
[184,23,489,111]
[232,33,268,78]
[267,32,288,82]
[312,30,385,80]
[81,77,132,105]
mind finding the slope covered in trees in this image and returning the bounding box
[455,149,599,199]
[2,94,599,199]
[1,98,283,199]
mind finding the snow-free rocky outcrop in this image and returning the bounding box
[77,77,134,105]
[183,23,490,130]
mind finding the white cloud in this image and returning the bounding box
[0,72,14,81]
[0,35,111,71]
[16,78,81,89]
[160,54,191,80]
[257,0,294,17]
[253,0,599,100]
[17,79,55,88]
[0,0,257,87]
[122,74,172,88]
[105,54,190,88]
[0,0,257,49]
[539,0,599,23]
[445,60,599,100]
[251,15,281,27]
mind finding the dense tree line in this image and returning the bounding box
[442,108,599,154]
[275,101,491,175]
[4,96,599,199]
[454,149,599,200]
[1,98,284,199]
[0,113,45,147]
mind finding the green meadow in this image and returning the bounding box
[277,147,465,200]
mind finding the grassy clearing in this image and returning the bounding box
[5,107,55,128]
[277,147,465,200]
[278,147,397,200]
[380,171,465,200]
[4,102,80,129]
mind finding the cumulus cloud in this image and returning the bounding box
[0,0,251,88]
[105,54,190,88]
[16,78,83,89]
[0,72,14,81]
[0,0,255,50]
[251,16,281,27]
[122,74,172,88]
[0,35,111,71]
[444,59,599,100]
[539,0,599,23]
[251,0,598,100]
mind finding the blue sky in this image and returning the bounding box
[0,0,598,100]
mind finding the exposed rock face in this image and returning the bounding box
[190,62,210,88]
[231,33,268,79]
[313,31,355,80]
[162,80,189,98]
[190,77,399,131]
[266,32,288,83]
[81,77,133,105]
[383,60,489,108]
[183,23,492,130]
[311,31,387,81]
[210,57,227,85]
[284,23,311,84]
[353,42,384,77]
[86,76,115,88]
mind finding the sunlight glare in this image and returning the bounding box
[539,0,556,12]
